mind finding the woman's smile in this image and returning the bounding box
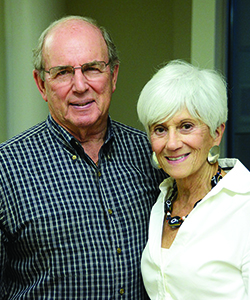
[166,153,190,162]
[150,108,216,180]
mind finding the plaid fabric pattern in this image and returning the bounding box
[0,115,165,299]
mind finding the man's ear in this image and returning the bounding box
[33,70,48,102]
[111,64,119,93]
[214,123,226,145]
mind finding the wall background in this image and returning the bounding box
[0,0,226,144]
[0,0,7,142]
[66,0,192,130]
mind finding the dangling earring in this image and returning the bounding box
[207,145,220,164]
[151,152,161,169]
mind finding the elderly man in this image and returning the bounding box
[0,16,165,299]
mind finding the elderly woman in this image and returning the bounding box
[137,60,250,300]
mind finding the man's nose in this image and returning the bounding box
[72,68,89,92]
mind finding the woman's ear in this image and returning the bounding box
[214,123,226,145]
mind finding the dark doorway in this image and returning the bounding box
[227,0,250,170]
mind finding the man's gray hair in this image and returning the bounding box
[33,15,120,81]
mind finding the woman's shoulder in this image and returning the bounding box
[219,158,250,194]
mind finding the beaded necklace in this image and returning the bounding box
[165,166,223,229]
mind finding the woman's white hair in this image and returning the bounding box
[137,60,228,137]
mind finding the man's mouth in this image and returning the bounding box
[71,100,94,106]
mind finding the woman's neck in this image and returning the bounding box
[174,162,219,208]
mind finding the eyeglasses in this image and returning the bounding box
[42,60,110,82]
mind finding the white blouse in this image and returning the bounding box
[141,159,250,300]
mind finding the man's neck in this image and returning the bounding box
[73,126,107,164]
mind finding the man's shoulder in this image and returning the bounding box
[112,120,148,139]
[0,120,47,152]
[111,120,153,157]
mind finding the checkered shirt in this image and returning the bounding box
[0,115,165,299]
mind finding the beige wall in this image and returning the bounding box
[66,0,192,130]
[191,0,217,69]
[0,0,224,142]
[0,0,7,142]
[3,0,66,141]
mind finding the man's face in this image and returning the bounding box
[35,20,119,139]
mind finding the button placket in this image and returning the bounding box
[119,288,125,295]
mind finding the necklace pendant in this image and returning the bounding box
[164,166,223,228]
[166,211,171,221]
[168,216,184,229]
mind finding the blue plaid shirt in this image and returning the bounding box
[0,115,166,299]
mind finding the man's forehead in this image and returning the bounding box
[45,20,101,46]
[43,20,107,62]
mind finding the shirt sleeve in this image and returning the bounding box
[0,169,8,295]
[0,207,8,295]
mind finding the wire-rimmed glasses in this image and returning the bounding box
[42,60,110,82]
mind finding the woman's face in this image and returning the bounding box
[150,108,224,180]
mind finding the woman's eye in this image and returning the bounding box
[181,123,194,131]
[154,126,166,135]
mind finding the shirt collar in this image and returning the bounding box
[217,158,250,194]
[159,158,250,200]
[46,114,114,158]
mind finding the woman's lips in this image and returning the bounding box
[166,153,190,161]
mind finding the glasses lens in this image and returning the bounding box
[50,66,73,80]
[82,61,107,80]
[47,61,109,82]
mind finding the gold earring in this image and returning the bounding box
[151,152,161,169]
[207,145,220,164]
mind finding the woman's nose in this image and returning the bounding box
[165,129,182,150]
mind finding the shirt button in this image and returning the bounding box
[72,155,77,161]
[119,288,125,295]
[98,171,101,177]
[108,209,113,215]
[117,248,122,254]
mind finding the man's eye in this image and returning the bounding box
[56,68,72,76]
[84,65,101,73]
